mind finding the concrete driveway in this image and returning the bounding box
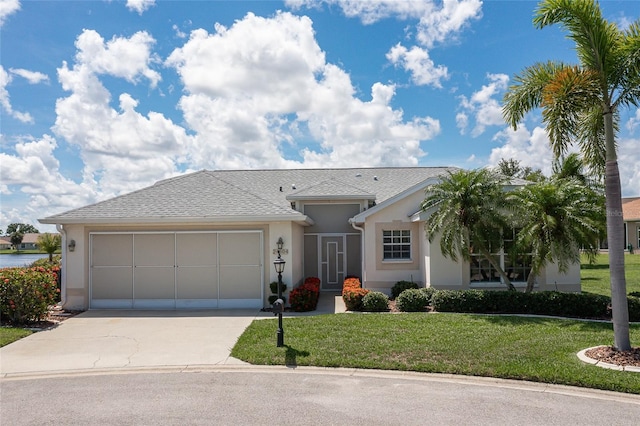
[1,293,345,377]
[0,310,264,376]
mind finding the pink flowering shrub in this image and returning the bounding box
[0,266,59,324]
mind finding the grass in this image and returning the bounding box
[0,327,33,347]
[0,249,59,255]
[581,253,640,296]
[232,313,640,394]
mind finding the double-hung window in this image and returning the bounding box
[383,230,411,260]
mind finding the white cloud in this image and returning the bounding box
[626,108,640,134]
[488,125,555,176]
[9,68,49,84]
[126,0,155,15]
[167,11,439,169]
[287,1,482,87]
[53,30,190,198]
[74,29,161,88]
[457,73,509,137]
[0,0,20,27]
[0,135,97,229]
[618,135,640,197]
[0,65,33,123]
[386,44,449,88]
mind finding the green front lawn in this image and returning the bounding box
[0,327,33,347]
[581,253,640,296]
[232,313,640,393]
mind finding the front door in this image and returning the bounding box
[320,236,345,291]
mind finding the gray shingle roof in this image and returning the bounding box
[40,167,457,224]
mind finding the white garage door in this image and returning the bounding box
[90,231,263,309]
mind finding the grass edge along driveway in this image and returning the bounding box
[232,313,640,394]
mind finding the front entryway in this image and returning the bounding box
[320,236,345,291]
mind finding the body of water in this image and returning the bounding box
[0,254,49,268]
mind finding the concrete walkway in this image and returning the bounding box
[0,292,346,377]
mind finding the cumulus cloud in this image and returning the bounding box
[0,0,20,27]
[167,11,439,169]
[618,136,640,197]
[126,0,155,15]
[53,29,190,197]
[488,125,555,176]
[386,44,448,88]
[0,135,97,223]
[73,29,161,87]
[9,68,49,84]
[626,108,640,134]
[0,65,33,123]
[288,0,482,87]
[457,73,509,137]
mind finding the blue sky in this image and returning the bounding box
[1,0,639,232]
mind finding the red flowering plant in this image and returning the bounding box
[342,277,369,311]
[290,277,321,312]
[0,266,60,324]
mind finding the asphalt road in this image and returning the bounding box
[2,368,639,425]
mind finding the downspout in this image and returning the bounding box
[350,220,366,287]
[56,224,67,307]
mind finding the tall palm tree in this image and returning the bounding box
[421,168,516,291]
[502,0,639,350]
[37,233,61,262]
[508,179,605,292]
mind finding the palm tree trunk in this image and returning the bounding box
[604,111,631,351]
[525,270,536,293]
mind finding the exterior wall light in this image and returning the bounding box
[68,239,76,252]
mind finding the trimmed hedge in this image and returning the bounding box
[430,289,640,321]
[391,280,419,300]
[289,277,320,312]
[396,288,429,312]
[342,278,369,311]
[361,291,389,312]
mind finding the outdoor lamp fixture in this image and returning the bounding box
[273,255,286,347]
[276,237,284,252]
[68,239,76,252]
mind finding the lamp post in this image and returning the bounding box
[273,254,285,347]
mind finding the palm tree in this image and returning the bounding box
[37,233,61,262]
[421,168,516,291]
[508,179,605,292]
[502,0,638,350]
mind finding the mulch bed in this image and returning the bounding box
[585,346,640,367]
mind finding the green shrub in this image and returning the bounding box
[391,280,419,300]
[396,289,428,312]
[269,281,288,295]
[1,266,59,324]
[420,287,437,305]
[361,291,389,312]
[629,291,640,298]
[628,296,640,322]
[431,290,612,319]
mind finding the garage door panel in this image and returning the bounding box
[219,266,261,299]
[176,234,217,266]
[176,267,218,299]
[135,234,175,266]
[219,233,260,265]
[92,235,133,267]
[134,267,175,299]
[92,267,133,299]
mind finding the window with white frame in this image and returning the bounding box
[383,229,411,260]
[470,228,532,283]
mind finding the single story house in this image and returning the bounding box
[39,168,580,310]
[0,233,43,250]
[623,197,640,252]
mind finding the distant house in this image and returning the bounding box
[0,236,11,250]
[40,168,581,311]
[623,197,640,252]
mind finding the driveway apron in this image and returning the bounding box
[0,310,261,376]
